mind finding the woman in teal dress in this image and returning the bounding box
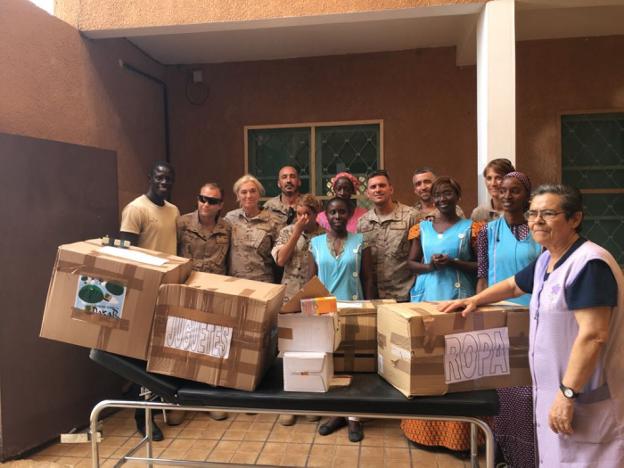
[403,176,483,456]
[309,197,375,443]
[407,176,481,303]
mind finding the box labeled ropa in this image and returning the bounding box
[377,302,530,397]
[283,352,333,392]
[147,272,285,391]
[40,240,192,360]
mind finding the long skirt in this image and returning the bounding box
[494,386,536,467]
[401,419,488,452]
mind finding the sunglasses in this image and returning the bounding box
[197,195,222,205]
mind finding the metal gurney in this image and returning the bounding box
[88,349,499,467]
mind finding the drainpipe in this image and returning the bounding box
[118,60,170,164]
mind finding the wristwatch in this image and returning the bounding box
[560,383,580,399]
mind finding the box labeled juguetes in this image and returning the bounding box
[40,239,192,360]
[147,272,285,391]
[377,302,531,397]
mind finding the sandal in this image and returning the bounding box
[318,416,347,436]
[348,419,364,442]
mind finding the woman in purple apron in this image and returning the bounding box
[443,184,624,467]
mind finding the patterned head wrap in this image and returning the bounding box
[503,171,531,194]
[331,172,361,192]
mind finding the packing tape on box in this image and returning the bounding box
[70,308,130,331]
[56,258,144,291]
[377,332,387,349]
[329,375,352,388]
[452,311,485,331]
[342,315,357,371]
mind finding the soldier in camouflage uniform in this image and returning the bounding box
[271,194,325,304]
[271,194,325,426]
[177,183,230,275]
[224,175,281,283]
[413,167,465,221]
[358,170,419,301]
[263,165,302,230]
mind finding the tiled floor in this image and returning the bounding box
[23,410,483,467]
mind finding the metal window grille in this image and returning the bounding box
[561,113,624,264]
[246,122,381,201]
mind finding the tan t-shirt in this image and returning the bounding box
[120,194,179,254]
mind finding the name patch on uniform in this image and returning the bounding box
[164,316,233,359]
[444,327,510,384]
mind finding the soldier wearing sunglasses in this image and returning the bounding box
[177,182,231,276]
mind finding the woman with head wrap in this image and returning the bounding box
[474,171,541,467]
[317,172,368,233]
[476,171,542,305]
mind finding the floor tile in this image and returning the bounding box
[256,451,283,465]
[361,435,385,447]
[237,441,264,453]
[231,451,260,464]
[222,429,247,441]
[205,449,234,463]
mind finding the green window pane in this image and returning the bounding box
[248,128,311,197]
[315,124,380,197]
[562,114,624,190]
[581,194,624,265]
[561,113,624,263]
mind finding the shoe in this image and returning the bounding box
[209,411,228,421]
[136,419,164,442]
[318,417,347,436]
[347,420,364,443]
[305,415,321,422]
[279,414,296,426]
[165,410,186,426]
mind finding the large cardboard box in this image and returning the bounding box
[377,302,530,397]
[147,271,286,391]
[40,240,192,360]
[283,352,333,392]
[334,299,396,373]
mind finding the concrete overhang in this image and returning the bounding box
[71,1,624,66]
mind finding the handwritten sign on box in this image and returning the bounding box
[444,327,510,384]
[164,316,233,359]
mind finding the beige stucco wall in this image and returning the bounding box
[55,0,483,31]
[1,0,166,210]
[166,35,624,216]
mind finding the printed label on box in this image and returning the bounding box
[391,344,411,360]
[74,276,127,319]
[378,354,384,374]
[444,327,510,384]
[164,316,233,359]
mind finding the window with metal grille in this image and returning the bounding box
[246,121,382,200]
[561,113,624,265]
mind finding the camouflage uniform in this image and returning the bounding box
[271,224,325,304]
[357,202,418,301]
[263,194,299,230]
[414,201,465,222]
[224,208,281,283]
[176,211,230,275]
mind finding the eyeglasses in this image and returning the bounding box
[524,210,564,221]
[197,195,222,205]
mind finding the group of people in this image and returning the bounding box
[118,159,623,467]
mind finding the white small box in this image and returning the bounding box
[283,352,333,392]
[278,313,341,353]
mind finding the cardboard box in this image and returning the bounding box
[283,352,334,392]
[377,302,531,397]
[278,313,341,353]
[40,240,192,360]
[147,271,286,391]
[334,299,396,373]
[277,276,341,353]
[300,296,337,315]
